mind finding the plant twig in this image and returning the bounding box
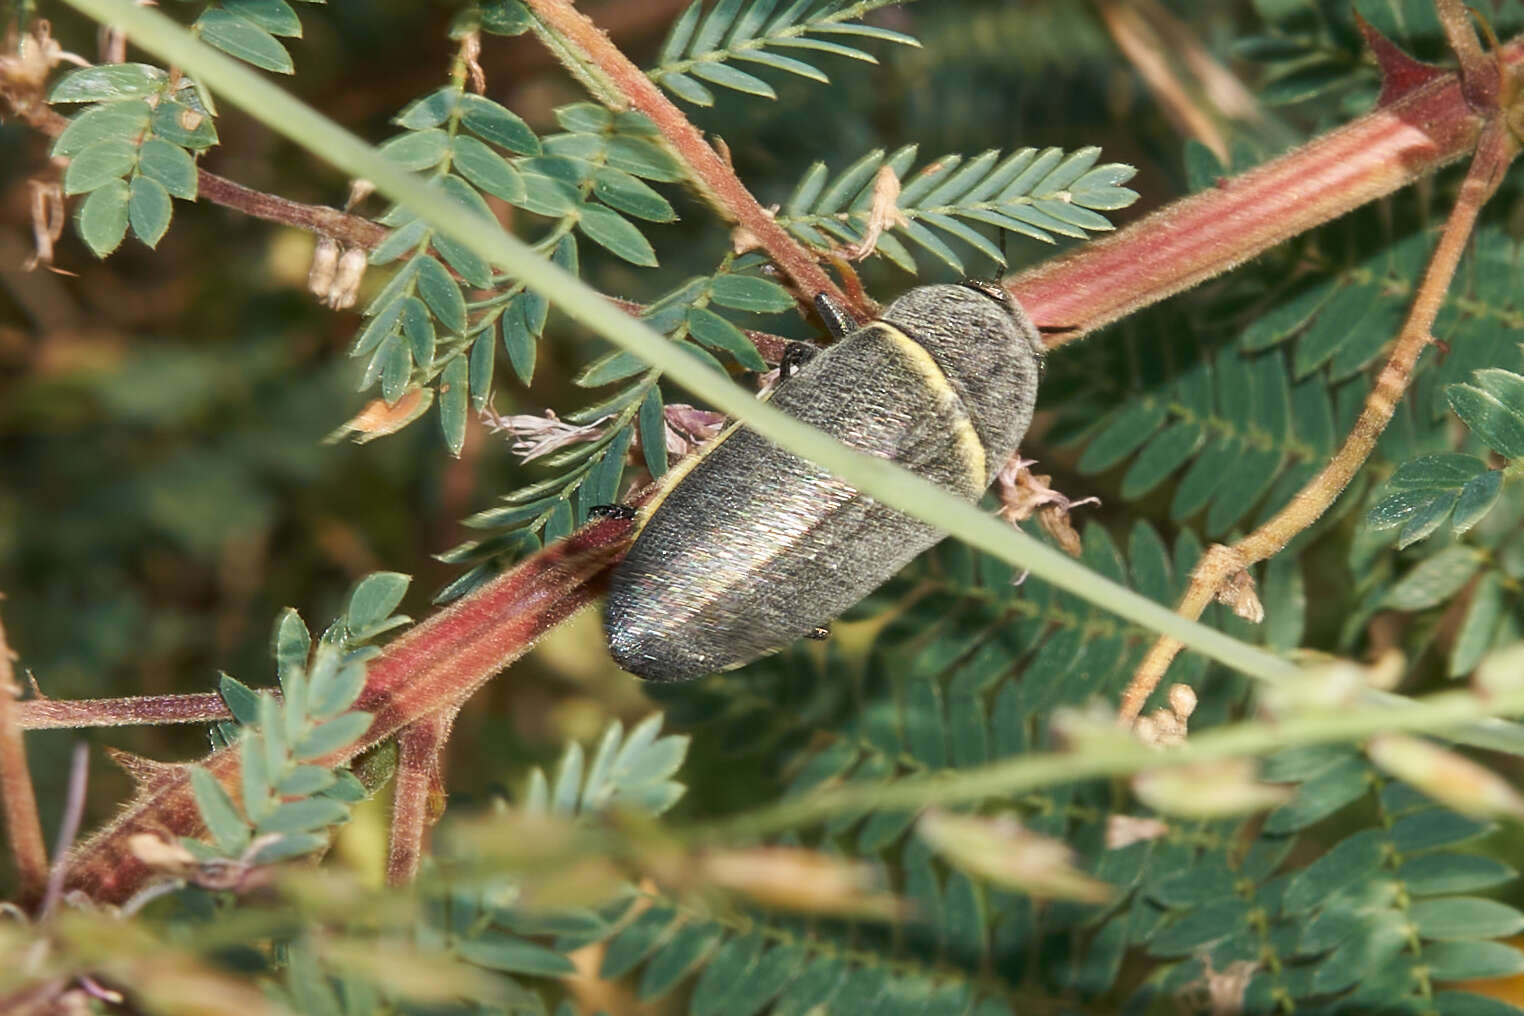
[386,707,458,886]
[63,513,634,904]
[0,91,389,249]
[15,692,231,730]
[193,171,386,248]
[520,0,862,319]
[1009,36,1515,339]
[0,606,48,904]
[1119,115,1520,723]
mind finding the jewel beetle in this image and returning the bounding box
[602,281,1044,682]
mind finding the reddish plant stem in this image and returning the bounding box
[63,515,634,904]
[3,97,387,248]
[0,608,48,905]
[521,0,862,319]
[1120,115,1519,722]
[195,171,387,248]
[386,707,458,886]
[1435,0,1497,110]
[15,692,231,730]
[1009,39,1520,341]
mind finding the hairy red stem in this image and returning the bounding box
[0,97,387,249]
[63,516,633,904]
[15,693,231,730]
[386,708,457,886]
[195,171,387,248]
[522,0,862,318]
[1012,39,1512,342]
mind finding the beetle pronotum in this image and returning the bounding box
[603,281,1044,682]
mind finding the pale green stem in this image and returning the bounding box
[714,683,1524,841]
[61,0,1289,685]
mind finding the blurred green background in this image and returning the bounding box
[0,0,1226,889]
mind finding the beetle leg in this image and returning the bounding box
[589,504,638,521]
[813,292,860,340]
[779,341,819,381]
[806,624,831,640]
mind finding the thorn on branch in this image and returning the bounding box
[345,179,377,210]
[1354,12,1447,106]
[105,747,184,789]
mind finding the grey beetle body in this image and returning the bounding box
[604,283,1044,682]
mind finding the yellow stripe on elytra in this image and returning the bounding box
[873,323,987,483]
[640,323,985,530]
[637,418,743,530]
[638,345,811,528]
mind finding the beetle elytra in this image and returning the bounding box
[603,281,1044,681]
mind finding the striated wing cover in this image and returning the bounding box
[606,325,986,681]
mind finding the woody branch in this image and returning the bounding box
[1119,9,1521,721]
